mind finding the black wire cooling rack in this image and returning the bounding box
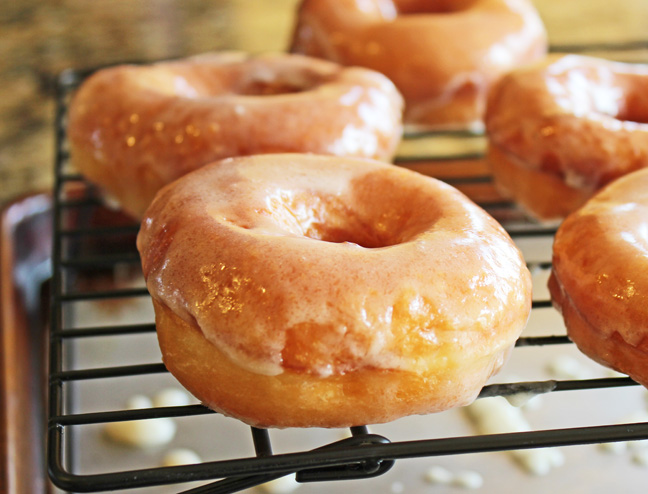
[48,43,648,493]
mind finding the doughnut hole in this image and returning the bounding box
[619,91,648,124]
[263,171,443,248]
[554,68,648,125]
[233,69,333,96]
[616,73,648,124]
[394,0,478,15]
[128,68,221,97]
[129,65,333,100]
[235,79,315,95]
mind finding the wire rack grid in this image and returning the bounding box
[48,43,648,493]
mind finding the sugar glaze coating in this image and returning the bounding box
[550,168,648,386]
[291,0,547,129]
[68,52,403,217]
[486,54,648,220]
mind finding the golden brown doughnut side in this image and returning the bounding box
[138,154,532,428]
[68,52,403,218]
[290,0,547,129]
[155,300,512,428]
[487,143,591,222]
[550,168,648,385]
[548,274,648,387]
[486,54,648,220]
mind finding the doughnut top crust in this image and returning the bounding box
[138,154,532,379]
[550,168,648,353]
[68,52,403,217]
[486,54,648,192]
[291,0,547,129]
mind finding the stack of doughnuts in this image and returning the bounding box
[291,0,547,130]
[137,154,532,428]
[68,52,404,218]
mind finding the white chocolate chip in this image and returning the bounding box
[546,354,591,380]
[466,397,530,435]
[126,394,153,409]
[505,392,543,409]
[104,416,177,448]
[512,448,565,476]
[423,465,454,485]
[258,474,300,494]
[153,388,192,408]
[104,394,177,448]
[466,397,564,476]
[599,441,628,454]
[452,470,484,489]
[424,466,483,489]
[161,448,202,467]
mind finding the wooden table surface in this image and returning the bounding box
[0,0,647,205]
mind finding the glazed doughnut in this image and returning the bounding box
[486,54,648,221]
[68,52,403,218]
[549,168,648,386]
[137,153,532,428]
[290,0,547,130]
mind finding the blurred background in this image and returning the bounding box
[1,0,648,206]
